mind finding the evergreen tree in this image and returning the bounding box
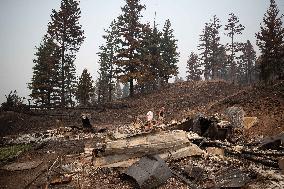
[76,69,94,106]
[224,13,245,82]
[160,19,179,84]
[186,52,201,81]
[256,0,284,82]
[239,40,256,84]
[47,0,85,107]
[97,66,109,104]
[208,15,222,79]
[98,20,119,102]
[1,90,26,111]
[139,22,162,92]
[198,16,222,80]
[90,78,99,104]
[29,36,60,108]
[217,45,229,80]
[198,23,211,80]
[114,0,145,97]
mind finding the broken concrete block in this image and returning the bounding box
[225,106,245,129]
[124,155,172,189]
[243,117,258,130]
[2,160,43,171]
[206,147,224,156]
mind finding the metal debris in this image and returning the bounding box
[124,155,172,189]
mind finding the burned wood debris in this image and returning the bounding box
[1,107,284,189]
[76,108,283,188]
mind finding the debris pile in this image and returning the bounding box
[1,106,284,189]
[3,126,96,144]
[74,108,283,188]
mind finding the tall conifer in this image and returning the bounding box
[256,0,284,81]
[47,0,85,107]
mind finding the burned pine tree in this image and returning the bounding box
[224,13,245,83]
[47,0,85,107]
[114,0,146,97]
[256,0,284,82]
[186,52,202,81]
[29,36,61,108]
[75,69,95,106]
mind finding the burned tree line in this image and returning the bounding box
[28,0,179,108]
[187,0,284,84]
[29,0,85,108]
[26,0,284,109]
[96,0,179,102]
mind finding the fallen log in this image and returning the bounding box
[103,130,191,156]
[92,130,203,168]
[93,143,204,168]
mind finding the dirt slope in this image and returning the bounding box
[0,80,283,138]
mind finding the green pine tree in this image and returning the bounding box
[256,0,284,82]
[29,36,60,108]
[160,19,179,84]
[47,0,85,107]
[139,22,162,92]
[208,15,222,79]
[238,40,256,84]
[217,45,229,80]
[224,13,245,83]
[198,23,211,80]
[76,69,94,106]
[186,52,202,81]
[97,20,119,102]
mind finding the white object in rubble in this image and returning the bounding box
[146,111,154,121]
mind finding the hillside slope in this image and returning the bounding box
[0,80,283,138]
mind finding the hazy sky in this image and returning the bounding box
[0,0,283,104]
